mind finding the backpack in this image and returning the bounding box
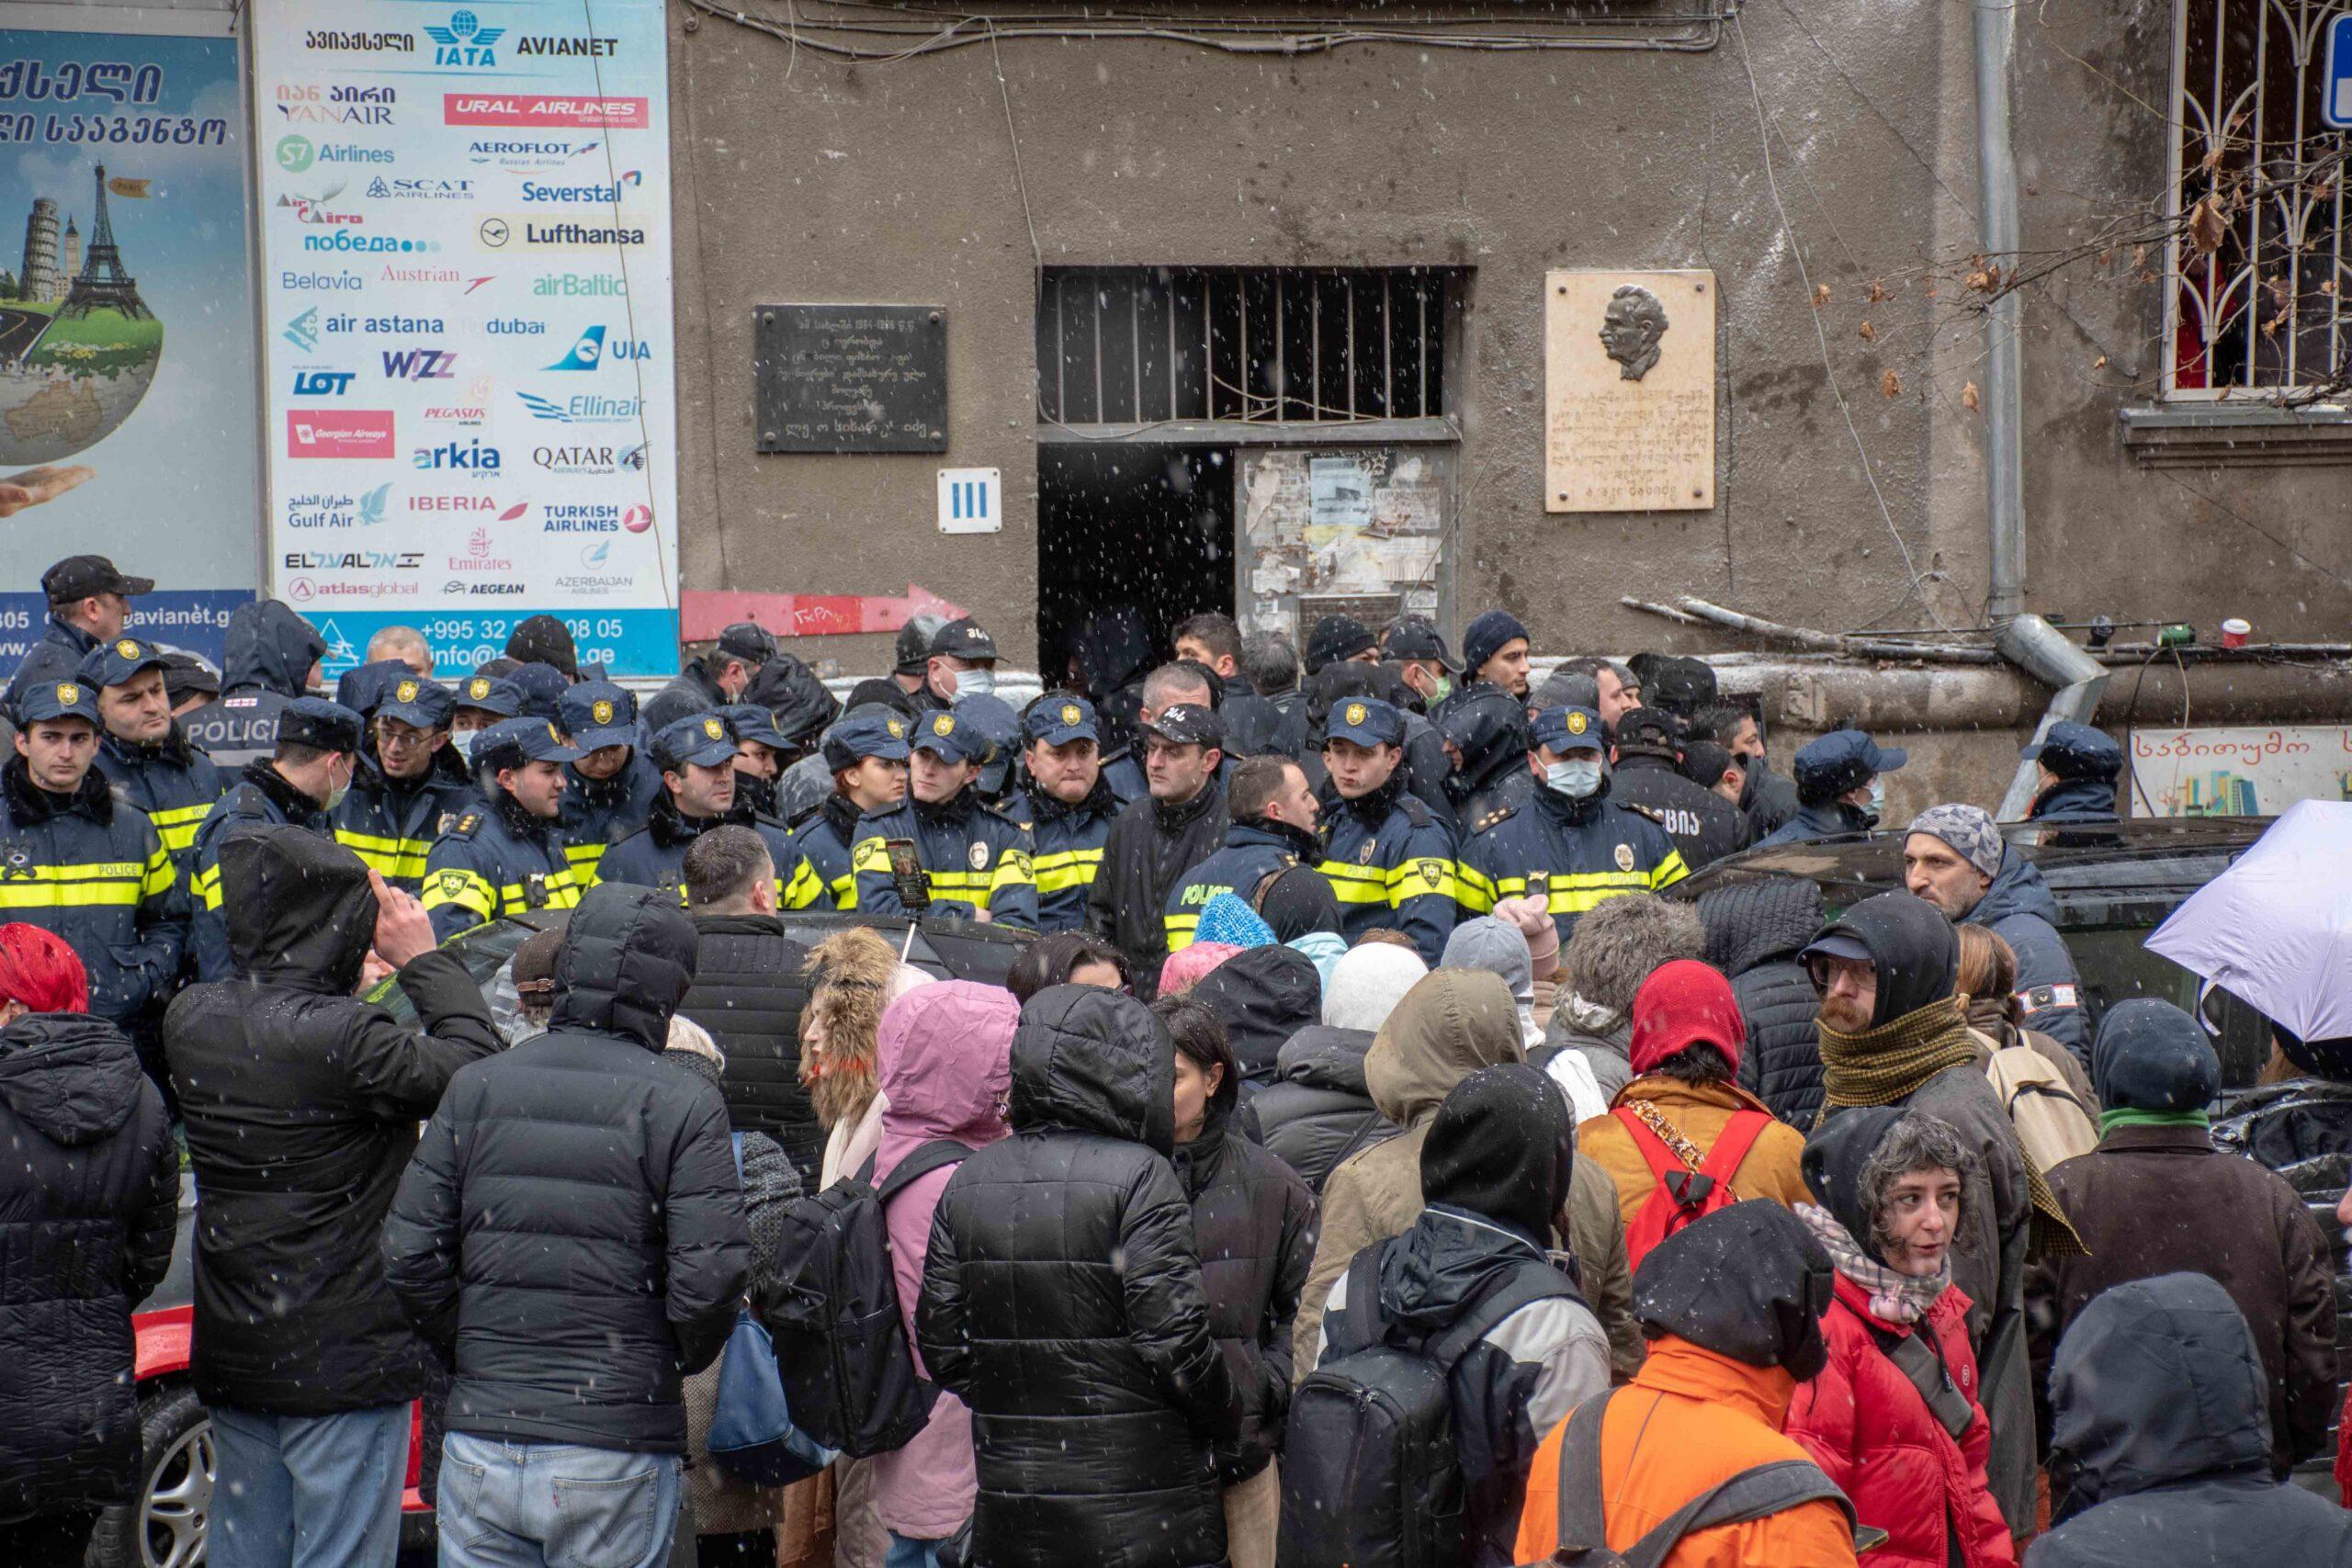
[708,1134,839,1485]
[1980,1035,2099,1171]
[1612,1102,1770,1271]
[1277,1245,1580,1568]
[756,1137,970,1458]
[1546,1387,1866,1568]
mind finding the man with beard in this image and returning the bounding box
[598,714,796,907]
[85,636,222,876]
[1006,694,1121,934]
[1089,703,1227,996]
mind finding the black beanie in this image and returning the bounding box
[1419,1063,1573,1249]
[1306,615,1376,676]
[1254,864,1341,942]
[505,615,579,681]
[1632,1201,1834,1381]
[2092,998,2221,1112]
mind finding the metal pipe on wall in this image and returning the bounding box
[1974,0,2027,621]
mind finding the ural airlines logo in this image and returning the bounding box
[382,347,458,380]
[424,10,504,66]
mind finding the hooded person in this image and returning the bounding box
[2032,1273,2352,1563]
[1293,969,1643,1384]
[1696,876,1831,1126]
[1512,1201,1860,1568]
[1306,1064,1610,1568]
[1189,940,1321,1085]
[743,651,843,760]
[868,982,1022,1565]
[1804,889,2050,1538]
[1786,1110,2018,1568]
[165,827,503,1566]
[1069,604,1156,761]
[181,597,329,767]
[0,928,177,1555]
[2027,1000,2337,1479]
[1441,915,1555,1055]
[1440,683,1536,836]
[1246,942,1422,1192]
[1576,960,1813,1264]
[916,986,1243,1568]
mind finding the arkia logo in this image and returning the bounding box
[381,347,458,380]
[413,439,502,471]
[293,368,355,396]
[424,10,504,67]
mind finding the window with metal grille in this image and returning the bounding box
[1035,266,1462,427]
[2165,0,2350,398]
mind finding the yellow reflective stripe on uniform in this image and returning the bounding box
[334,829,433,882]
[423,866,497,919]
[1165,913,1199,951]
[1315,860,1394,906]
[1455,863,1498,913]
[564,840,610,874]
[829,873,856,910]
[0,860,151,909]
[1031,847,1102,895]
[148,802,210,853]
[1385,856,1458,904]
[1650,850,1690,889]
[141,846,173,899]
[493,870,582,913]
[988,851,1035,898]
[782,858,826,910]
[192,863,222,910]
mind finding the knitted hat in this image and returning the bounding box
[1194,893,1276,951]
[1159,942,1244,997]
[1905,804,2004,881]
[1462,609,1531,678]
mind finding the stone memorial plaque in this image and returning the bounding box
[752,303,947,453]
[1544,269,1715,513]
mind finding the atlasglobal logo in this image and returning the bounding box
[288,410,395,458]
[444,94,648,129]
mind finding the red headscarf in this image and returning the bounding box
[1627,957,1747,1078]
[0,923,89,1015]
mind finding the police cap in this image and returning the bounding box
[718,703,791,750]
[454,673,526,718]
[2021,720,2121,782]
[821,704,914,773]
[910,707,988,764]
[651,713,740,772]
[77,636,170,693]
[1024,692,1100,748]
[1532,704,1608,754]
[377,675,455,731]
[1325,696,1406,749]
[559,681,639,751]
[278,696,365,754]
[475,716,584,773]
[1792,729,1907,800]
[17,679,98,726]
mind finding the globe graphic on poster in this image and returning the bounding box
[0,163,163,466]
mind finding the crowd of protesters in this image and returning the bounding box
[0,553,2346,1568]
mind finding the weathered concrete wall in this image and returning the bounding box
[666,0,2352,688]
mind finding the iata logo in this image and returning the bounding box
[424,10,505,67]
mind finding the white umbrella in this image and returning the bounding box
[2145,799,2352,1042]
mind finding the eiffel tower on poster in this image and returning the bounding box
[60,163,150,321]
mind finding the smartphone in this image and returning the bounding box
[884,839,932,913]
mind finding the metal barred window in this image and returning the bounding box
[2166,0,2351,398]
[1035,266,1461,428]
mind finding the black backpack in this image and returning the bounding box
[1276,1246,1579,1568]
[756,1139,970,1458]
[1544,1387,1868,1567]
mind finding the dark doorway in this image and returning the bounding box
[1036,444,1233,689]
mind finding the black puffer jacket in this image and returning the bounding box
[1172,1101,1317,1485]
[382,886,750,1454]
[2033,1271,2352,1564]
[675,911,820,1186]
[1697,877,1826,1126]
[164,827,501,1416]
[919,985,1242,1568]
[1087,784,1227,999]
[1247,1025,1396,1193]
[1190,944,1323,1085]
[181,599,326,765]
[0,1012,176,1517]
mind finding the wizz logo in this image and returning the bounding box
[382,348,457,380]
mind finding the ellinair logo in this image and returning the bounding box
[546,325,605,371]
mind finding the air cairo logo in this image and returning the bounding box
[469,677,492,699]
[396,679,420,702]
[1566,710,1590,736]
[591,698,615,725]
[116,639,140,659]
[1061,704,1082,727]
[1344,703,1368,727]
[702,716,724,739]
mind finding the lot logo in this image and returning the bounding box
[382,347,458,380]
[424,11,504,67]
[293,368,356,396]
[516,390,641,424]
[413,438,502,471]
[288,411,395,459]
[283,309,322,352]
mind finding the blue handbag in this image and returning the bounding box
[708,1134,839,1486]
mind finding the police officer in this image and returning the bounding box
[642,622,776,735]
[853,707,1035,926]
[1752,729,1907,848]
[782,705,910,911]
[598,713,797,905]
[6,554,152,717]
[422,716,584,941]
[0,677,182,1046]
[2023,720,2123,823]
[557,681,661,880]
[85,636,224,875]
[187,695,363,980]
[718,702,796,818]
[333,674,476,893]
[1607,706,1750,871]
[1006,694,1121,934]
[1313,696,1457,964]
[448,672,526,747]
[956,694,1025,814]
[1458,704,1688,946]
[1164,752,1323,953]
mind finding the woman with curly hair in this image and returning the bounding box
[802,928,936,1190]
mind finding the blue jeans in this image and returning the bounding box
[436,1432,682,1568]
[209,1402,410,1568]
[884,1533,944,1568]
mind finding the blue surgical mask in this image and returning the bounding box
[1545,757,1604,798]
[956,667,996,699]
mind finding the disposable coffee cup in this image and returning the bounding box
[2222,618,2251,649]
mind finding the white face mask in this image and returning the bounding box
[955,667,996,699]
[1860,776,1886,825]
[1544,757,1604,798]
[451,730,478,763]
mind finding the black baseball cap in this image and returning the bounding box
[715,623,778,665]
[160,652,219,705]
[43,555,153,602]
[1383,617,1461,673]
[928,617,998,663]
[78,636,169,691]
[1143,702,1222,750]
[277,696,365,754]
[1614,706,1684,757]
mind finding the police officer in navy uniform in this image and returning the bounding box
[1606,705,1750,871]
[598,713,796,906]
[5,554,152,718]
[2023,720,2123,824]
[1164,752,1324,953]
[85,635,225,876]
[447,672,527,745]
[917,616,1001,713]
[719,702,797,819]
[853,707,1036,927]
[783,705,910,911]
[1005,694,1120,934]
[187,695,364,981]
[1,676,184,1053]
[556,681,661,880]
[332,674,477,894]
[1457,704,1689,946]
[1752,729,1906,849]
[422,717,585,941]
[642,621,776,736]
[1312,695,1458,964]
